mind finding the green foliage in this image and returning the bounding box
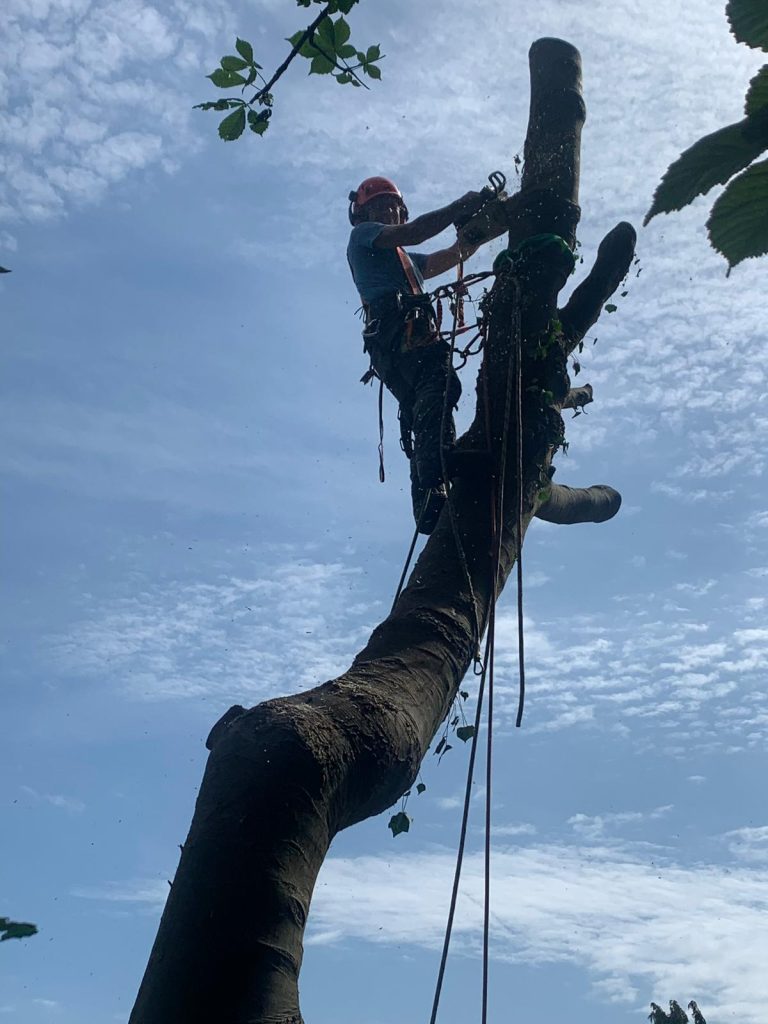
[0,266,10,274]
[208,67,247,88]
[745,64,768,114]
[645,114,768,220]
[708,156,768,266]
[388,811,410,837]
[198,2,381,140]
[648,1000,706,1024]
[218,106,246,141]
[647,0,768,269]
[297,0,360,11]
[727,0,768,49]
[455,725,475,742]
[235,38,254,63]
[1,917,38,942]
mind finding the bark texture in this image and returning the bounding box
[130,38,635,1024]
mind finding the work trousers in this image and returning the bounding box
[365,306,461,517]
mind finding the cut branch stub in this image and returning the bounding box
[534,483,621,524]
[562,384,593,410]
[560,221,636,354]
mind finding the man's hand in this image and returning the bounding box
[451,191,486,224]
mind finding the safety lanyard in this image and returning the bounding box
[396,247,423,295]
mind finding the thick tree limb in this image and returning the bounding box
[129,39,626,1024]
[534,483,621,524]
[560,221,636,354]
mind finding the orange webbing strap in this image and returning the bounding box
[396,247,423,295]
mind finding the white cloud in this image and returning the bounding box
[568,805,673,840]
[306,844,768,1023]
[723,826,768,864]
[76,839,768,1022]
[21,785,86,813]
[0,0,233,223]
[50,557,378,701]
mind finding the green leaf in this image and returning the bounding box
[746,64,768,114]
[334,17,351,49]
[337,43,357,59]
[194,99,235,111]
[365,62,381,80]
[388,811,410,837]
[310,53,335,75]
[235,38,254,63]
[287,31,317,58]
[0,266,11,273]
[456,725,475,742]
[434,737,446,756]
[337,0,358,12]
[316,17,335,48]
[218,106,246,141]
[604,303,617,313]
[645,114,768,222]
[416,783,426,795]
[707,157,768,268]
[727,0,768,50]
[335,72,353,84]
[248,109,271,135]
[366,44,381,61]
[0,918,38,941]
[208,68,247,88]
[459,690,469,700]
[221,55,249,71]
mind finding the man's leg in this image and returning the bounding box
[404,344,462,491]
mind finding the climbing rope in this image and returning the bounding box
[428,267,526,1024]
[438,257,484,664]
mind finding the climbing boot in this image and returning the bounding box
[417,484,447,535]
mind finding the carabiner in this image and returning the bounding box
[486,170,506,196]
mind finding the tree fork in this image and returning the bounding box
[129,38,634,1024]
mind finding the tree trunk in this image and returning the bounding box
[129,38,635,1024]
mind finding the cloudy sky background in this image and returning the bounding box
[2,0,768,1022]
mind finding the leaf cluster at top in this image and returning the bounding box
[646,0,768,269]
[287,18,382,84]
[196,0,381,142]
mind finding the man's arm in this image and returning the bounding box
[420,239,480,280]
[372,192,486,249]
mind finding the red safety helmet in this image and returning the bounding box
[348,176,409,224]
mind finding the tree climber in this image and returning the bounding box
[347,176,489,534]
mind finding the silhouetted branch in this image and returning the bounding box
[535,483,621,524]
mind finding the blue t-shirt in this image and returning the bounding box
[347,222,427,304]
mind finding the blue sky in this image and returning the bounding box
[2,1,768,1022]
